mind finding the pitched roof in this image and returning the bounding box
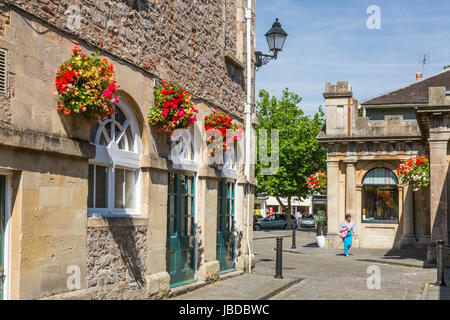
[362,69,450,106]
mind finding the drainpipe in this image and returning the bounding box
[245,0,253,274]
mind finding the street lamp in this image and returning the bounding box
[255,18,288,68]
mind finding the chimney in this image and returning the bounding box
[323,81,355,137]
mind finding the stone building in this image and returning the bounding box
[0,0,256,299]
[318,72,450,263]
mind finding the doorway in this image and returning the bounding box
[166,173,196,287]
[217,180,236,273]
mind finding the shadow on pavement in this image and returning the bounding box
[382,247,431,267]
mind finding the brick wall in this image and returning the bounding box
[7,0,248,117]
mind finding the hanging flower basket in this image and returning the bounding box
[55,44,120,122]
[307,171,327,194]
[204,110,244,157]
[148,80,198,134]
[396,154,430,191]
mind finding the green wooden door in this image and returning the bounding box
[166,173,196,288]
[217,180,235,273]
[0,176,5,300]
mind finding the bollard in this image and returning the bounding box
[435,240,447,286]
[275,237,283,279]
[291,227,296,249]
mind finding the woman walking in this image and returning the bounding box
[339,214,357,256]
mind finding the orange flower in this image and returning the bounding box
[72,45,82,53]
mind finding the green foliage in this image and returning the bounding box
[255,88,327,202]
[315,210,327,228]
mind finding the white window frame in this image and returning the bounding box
[0,170,12,300]
[169,125,200,173]
[220,136,242,179]
[88,99,142,218]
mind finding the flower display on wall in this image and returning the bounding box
[148,80,198,134]
[307,171,327,193]
[204,110,244,157]
[396,154,430,191]
[55,43,120,120]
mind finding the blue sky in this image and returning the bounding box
[255,0,450,115]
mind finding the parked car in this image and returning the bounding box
[254,214,298,231]
[253,214,263,225]
[300,214,315,228]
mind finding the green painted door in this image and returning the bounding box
[217,180,235,273]
[166,173,196,288]
[0,176,5,300]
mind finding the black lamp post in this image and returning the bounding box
[255,18,288,68]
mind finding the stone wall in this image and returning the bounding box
[87,219,148,300]
[7,0,248,117]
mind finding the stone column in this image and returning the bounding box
[146,169,170,299]
[197,177,220,283]
[401,184,417,247]
[345,161,356,216]
[325,160,340,248]
[427,139,448,263]
[429,140,448,241]
[415,186,431,246]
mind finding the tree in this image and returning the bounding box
[256,88,326,229]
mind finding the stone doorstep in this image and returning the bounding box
[167,270,244,299]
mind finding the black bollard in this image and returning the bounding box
[435,240,447,286]
[275,237,283,279]
[291,227,296,249]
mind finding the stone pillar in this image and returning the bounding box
[197,177,220,283]
[415,186,431,246]
[146,169,170,299]
[400,184,417,247]
[345,161,356,216]
[427,139,448,263]
[429,140,448,241]
[325,160,340,248]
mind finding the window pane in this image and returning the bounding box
[99,122,112,146]
[88,165,94,208]
[363,186,399,221]
[90,123,99,144]
[95,166,108,208]
[115,168,125,209]
[115,107,127,125]
[125,126,134,152]
[125,170,136,209]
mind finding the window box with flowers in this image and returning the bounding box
[55,43,120,141]
[307,171,327,194]
[396,154,430,191]
[204,110,244,175]
[148,80,198,134]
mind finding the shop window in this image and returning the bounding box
[87,100,141,217]
[362,168,399,223]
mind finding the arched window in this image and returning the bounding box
[87,99,141,217]
[362,168,399,223]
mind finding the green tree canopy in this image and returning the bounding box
[256,88,326,226]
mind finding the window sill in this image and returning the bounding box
[362,220,399,225]
[88,208,142,218]
[218,165,239,179]
[171,159,199,172]
[87,215,147,227]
